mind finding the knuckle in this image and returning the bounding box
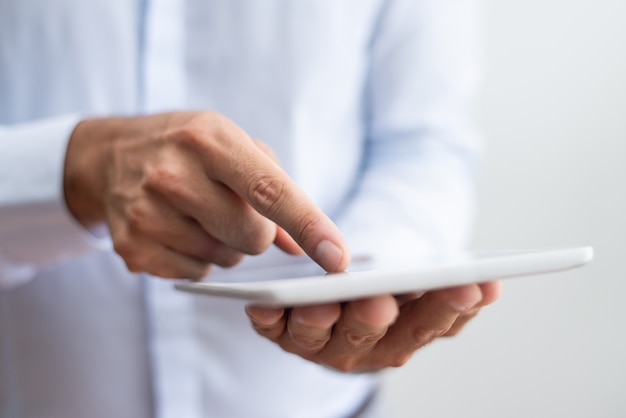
[172,116,212,149]
[338,324,386,350]
[125,204,148,233]
[410,326,446,348]
[292,213,321,247]
[343,330,386,350]
[291,333,329,353]
[145,164,183,194]
[172,112,233,153]
[247,175,285,215]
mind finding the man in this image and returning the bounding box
[0,0,500,417]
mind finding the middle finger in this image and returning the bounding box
[319,295,398,371]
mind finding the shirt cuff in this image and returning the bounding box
[0,115,111,286]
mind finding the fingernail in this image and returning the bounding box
[245,306,283,325]
[448,301,474,313]
[316,240,343,272]
[448,296,481,313]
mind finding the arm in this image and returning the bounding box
[62,111,349,276]
[1,111,350,289]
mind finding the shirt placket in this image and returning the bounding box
[141,0,202,417]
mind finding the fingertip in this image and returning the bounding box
[315,240,351,272]
[445,284,482,313]
[479,280,502,306]
[245,305,285,325]
[348,295,399,328]
[291,303,341,328]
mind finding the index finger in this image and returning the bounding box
[204,124,350,272]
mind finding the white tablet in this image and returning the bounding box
[174,247,593,306]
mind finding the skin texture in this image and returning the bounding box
[63,110,501,372]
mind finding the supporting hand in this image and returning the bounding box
[246,281,501,372]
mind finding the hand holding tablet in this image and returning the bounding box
[175,246,592,372]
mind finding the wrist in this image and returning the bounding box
[63,118,112,228]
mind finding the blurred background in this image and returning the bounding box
[382,0,626,416]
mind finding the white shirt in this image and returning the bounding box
[0,0,480,417]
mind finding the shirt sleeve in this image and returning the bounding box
[335,0,481,263]
[0,115,110,288]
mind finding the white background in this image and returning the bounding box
[383,0,626,416]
